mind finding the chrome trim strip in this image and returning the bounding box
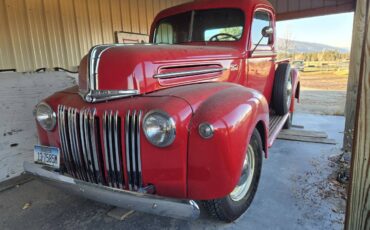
[114,111,123,189]
[80,44,141,103]
[153,67,227,79]
[251,51,277,58]
[24,162,200,220]
[125,110,132,190]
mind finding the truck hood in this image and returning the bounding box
[78,44,243,102]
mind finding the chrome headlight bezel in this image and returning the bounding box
[142,110,176,147]
[35,102,57,131]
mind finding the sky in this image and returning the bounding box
[276,12,354,49]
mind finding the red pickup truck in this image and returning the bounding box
[25,0,300,222]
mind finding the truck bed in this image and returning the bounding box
[268,113,290,147]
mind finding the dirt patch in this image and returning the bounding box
[296,71,348,115]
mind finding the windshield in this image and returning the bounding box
[154,9,245,44]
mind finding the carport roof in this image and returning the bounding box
[270,0,355,20]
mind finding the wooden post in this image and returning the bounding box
[345,0,370,229]
[343,0,367,153]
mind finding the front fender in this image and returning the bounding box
[185,83,268,200]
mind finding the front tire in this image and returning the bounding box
[203,129,263,222]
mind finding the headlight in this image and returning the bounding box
[143,110,176,147]
[35,102,56,131]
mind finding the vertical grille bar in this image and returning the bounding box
[108,111,117,187]
[79,109,92,182]
[103,111,112,187]
[131,110,138,190]
[83,109,97,183]
[89,109,104,185]
[114,111,124,189]
[124,110,143,191]
[136,111,143,188]
[125,110,133,190]
[58,105,72,175]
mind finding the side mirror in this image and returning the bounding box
[262,26,274,37]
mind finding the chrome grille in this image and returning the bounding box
[125,110,143,190]
[57,105,143,191]
[103,111,124,188]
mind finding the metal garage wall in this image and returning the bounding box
[0,0,191,72]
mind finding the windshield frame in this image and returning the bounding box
[153,8,246,44]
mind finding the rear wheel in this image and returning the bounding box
[272,63,293,115]
[203,129,263,222]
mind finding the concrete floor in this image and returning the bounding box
[0,113,345,230]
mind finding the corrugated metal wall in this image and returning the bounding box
[0,0,190,72]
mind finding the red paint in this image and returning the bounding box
[36,0,300,200]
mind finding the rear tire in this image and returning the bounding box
[203,129,263,222]
[272,63,292,115]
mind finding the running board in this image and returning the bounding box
[268,113,290,147]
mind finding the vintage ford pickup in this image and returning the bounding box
[24,0,300,222]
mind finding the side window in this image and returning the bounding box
[155,23,174,44]
[251,11,272,47]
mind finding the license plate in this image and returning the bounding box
[34,145,60,168]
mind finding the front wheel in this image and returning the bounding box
[202,129,263,222]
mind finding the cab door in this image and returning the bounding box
[247,9,276,103]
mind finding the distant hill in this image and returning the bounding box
[277,38,350,53]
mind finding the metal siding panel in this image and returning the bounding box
[59,0,81,68]
[99,0,114,43]
[299,0,312,10]
[152,0,161,19]
[25,0,51,69]
[87,0,104,47]
[121,0,131,32]
[129,0,140,33]
[43,0,66,68]
[0,0,198,71]
[159,0,167,10]
[111,0,123,32]
[138,0,148,34]
[74,0,93,57]
[5,0,34,71]
[0,0,15,70]
[325,0,338,6]
[312,0,325,8]
[288,0,300,11]
[146,0,154,33]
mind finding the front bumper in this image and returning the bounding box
[23,162,200,220]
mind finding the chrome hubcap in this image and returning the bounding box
[230,145,255,202]
[286,75,293,108]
